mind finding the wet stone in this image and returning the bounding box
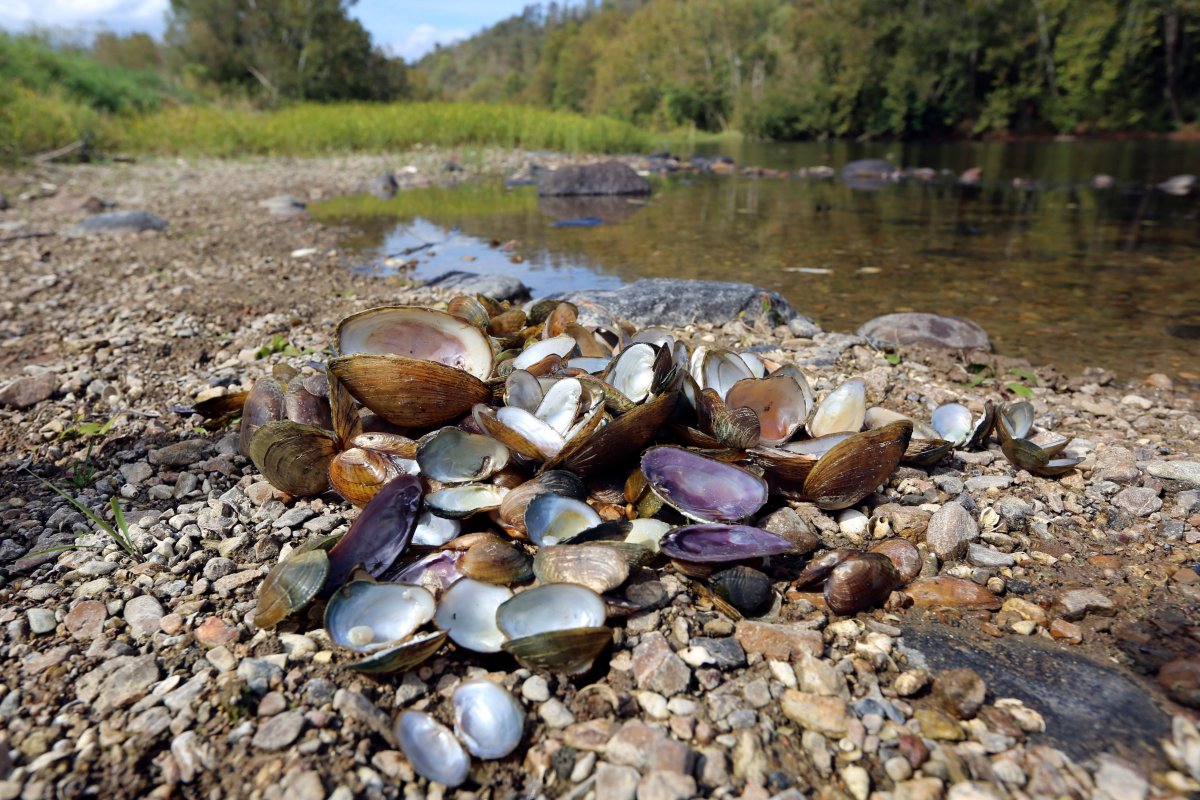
[65,600,107,640]
[925,502,979,561]
[633,632,691,696]
[1112,487,1162,517]
[252,710,304,750]
[123,594,165,636]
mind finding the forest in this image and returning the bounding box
[414,0,1200,138]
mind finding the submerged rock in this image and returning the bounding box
[857,312,992,352]
[558,278,812,329]
[537,161,651,197]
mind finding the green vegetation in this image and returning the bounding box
[24,468,140,560]
[417,0,1200,138]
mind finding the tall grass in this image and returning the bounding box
[109,102,653,157]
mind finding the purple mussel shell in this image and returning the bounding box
[659,524,795,563]
[327,474,422,588]
[641,446,768,522]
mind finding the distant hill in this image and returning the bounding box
[411,0,1200,139]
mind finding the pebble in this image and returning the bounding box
[239,657,283,695]
[258,691,288,716]
[79,654,160,712]
[1146,460,1200,489]
[840,764,870,800]
[123,594,165,636]
[925,502,979,560]
[894,669,930,697]
[913,707,963,741]
[252,709,305,750]
[966,543,1014,568]
[1094,754,1148,800]
[894,778,946,800]
[633,632,691,696]
[202,557,236,581]
[636,770,696,800]
[734,620,822,660]
[595,763,640,800]
[1054,588,1114,621]
[0,372,57,409]
[64,600,107,639]
[780,691,851,737]
[539,698,575,728]
[119,462,154,486]
[206,646,237,671]
[837,509,869,537]
[637,691,669,719]
[964,475,1012,492]
[195,616,240,647]
[149,440,211,466]
[1093,446,1141,484]
[26,608,56,635]
[1112,486,1163,517]
[522,675,550,703]
[933,668,986,719]
[273,507,315,529]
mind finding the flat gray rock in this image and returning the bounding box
[424,271,530,302]
[537,161,651,197]
[857,312,991,352]
[1145,460,1200,489]
[69,210,166,235]
[556,279,811,329]
[0,372,57,409]
[257,195,307,218]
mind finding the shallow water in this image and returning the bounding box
[312,140,1200,379]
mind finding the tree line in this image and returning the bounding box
[413,0,1200,138]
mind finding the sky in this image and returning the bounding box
[0,0,536,62]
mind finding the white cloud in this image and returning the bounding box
[391,23,467,62]
[0,0,168,36]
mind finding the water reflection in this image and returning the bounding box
[312,145,1200,379]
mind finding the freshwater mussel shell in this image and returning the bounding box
[249,420,339,497]
[996,401,1034,443]
[336,305,494,379]
[426,483,510,519]
[331,354,492,428]
[641,446,768,523]
[495,583,608,640]
[239,375,287,456]
[823,552,900,615]
[459,534,534,585]
[793,549,855,589]
[452,679,526,760]
[659,523,795,563]
[417,427,511,484]
[802,421,912,510]
[395,710,470,788]
[496,470,587,536]
[1000,437,1050,473]
[561,386,679,477]
[326,474,423,587]
[434,578,513,652]
[324,579,436,651]
[903,437,955,467]
[696,389,761,450]
[868,538,922,583]
[808,379,866,438]
[533,544,631,594]
[710,565,774,616]
[725,373,809,446]
[254,535,339,629]
[524,492,602,546]
[502,626,613,675]
[328,446,412,507]
[347,629,448,674]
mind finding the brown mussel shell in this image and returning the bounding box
[459,535,534,585]
[348,629,448,674]
[802,421,912,510]
[330,354,491,428]
[868,538,922,583]
[793,549,855,589]
[823,552,899,615]
[329,447,409,507]
[254,540,336,629]
[239,376,287,457]
[502,626,612,675]
[561,387,679,477]
[710,565,774,617]
[533,544,631,594]
[902,437,954,468]
[249,420,339,497]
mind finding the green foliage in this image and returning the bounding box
[254,334,302,359]
[24,468,140,559]
[1004,367,1038,398]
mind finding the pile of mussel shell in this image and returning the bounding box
[226,296,1081,689]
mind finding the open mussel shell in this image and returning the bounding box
[452,679,526,760]
[326,474,423,587]
[496,583,607,640]
[239,376,286,457]
[903,437,954,468]
[726,373,808,446]
[329,446,413,507]
[868,538,922,583]
[710,565,774,617]
[504,369,543,412]
[383,550,463,597]
[254,537,338,629]
[560,386,679,477]
[426,483,510,519]
[448,294,492,329]
[475,403,566,460]
[996,401,1034,443]
[459,535,534,585]
[691,347,753,399]
[412,510,461,547]
[434,578,513,652]
[336,305,494,380]
[497,471,587,536]
[625,518,672,552]
[285,373,333,431]
[324,579,436,651]
[330,354,492,428]
[659,523,795,563]
[823,552,900,615]
[513,334,577,371]
[606,342,658,404]
[793,549,855,589]
[641,446,768,523]
[396,711,471,789]
[802,421,912,510]
[503,626,612,675]
[525,492,602,546]
[249,420,339,497]
[696,389,761,450]
[533,544,631,594]
[1001,437,1050,473]
[930,402,973,446]
[417,427,511,484]
[348,629,448,674]
[808,379,866,438]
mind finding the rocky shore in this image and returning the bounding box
[0,152,1198,800]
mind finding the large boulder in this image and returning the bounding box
[424,271,530,302]
[857,312,991,352]
[554,278,811,329]
[68,210,166,236]
[537,161,651,197]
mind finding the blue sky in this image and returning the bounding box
[0,0,536,61]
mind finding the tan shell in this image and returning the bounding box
[329,447,409,507]
[502,626,612,675]
[533,545,631,594]
[803,421,912,510]
[336,305,494,380]
[330,354,491,428]
[868,538,922,583]
[459,535,534,585]
[249,420,339,497]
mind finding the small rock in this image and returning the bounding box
[64,600,107,640]
[687,637,746,669]
[780,691,851,737]
[238,657,283,695]
[424,271,530,302]
[202,557,236,581]
[1054,588,1114,621]
[1092,446,1141,485]
[149,440,211,467]
[964,476,1012,492]
[206,646,237,671]
[893,669,930,697]
[913,707,963,740]
[252,710,304,750]
[894,778,946,800]
[1158,656,1200,708]
[1094,754,1148,800]
[1146,461,1200,489]
[633,632,691,696]
[539,698,575,729]
[195,616,239,648]
[1112,487,1162,517]
[841,764,870,800]
[933,668,986,719]
[84,655,160,712]
[258,691,287,716]
[537,161,651,196]
[857,312,991,352]
[27,608,56,635]
[69,210,166,234]
[333,689,395,744]
[966,543,1014,568]
[118,462,154,486]
[735,620,822,661]
[123,595,165,636]
[0,373,57,409]
[925,502,979,561]
[595,763,640,800]
[636,770,696,800]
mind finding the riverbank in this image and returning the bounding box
[0,153,1198,799]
